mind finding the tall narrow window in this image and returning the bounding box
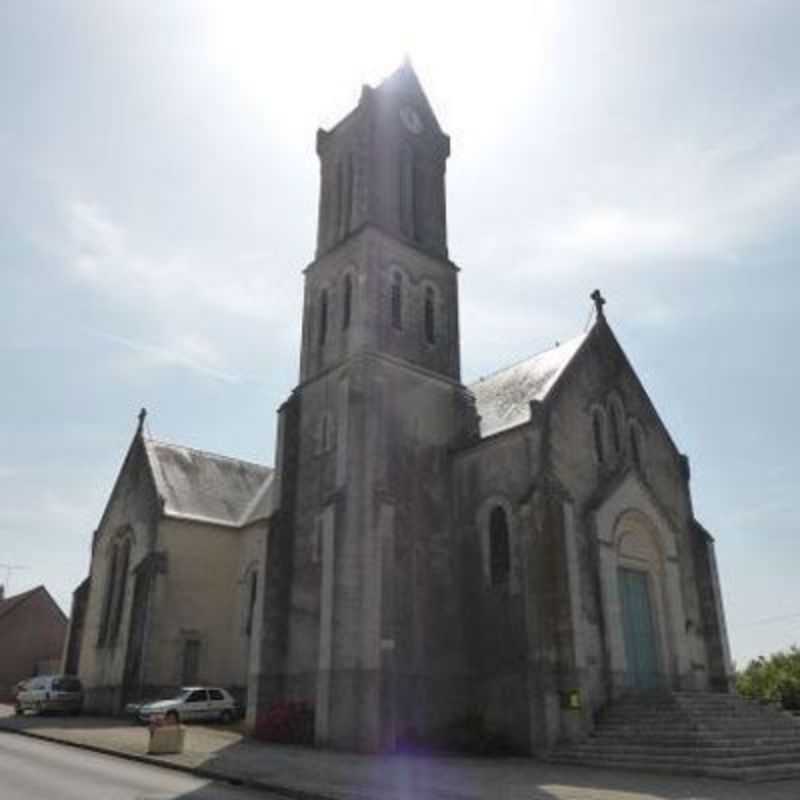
[335,160,344,241]
[98,544,119,645]
[630,424,642,471]
[609,401,622,454]
[245,572,257,637]
[424,287,436,344]
[342,274,352,330]
[593,410,605,464]
[391,273,403,330]
[343,153,354,235]
[319,289,328,347]
[109,539,130,642]
[489,506,511,586]
[399,147,414,239]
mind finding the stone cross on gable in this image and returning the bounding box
[590,289,606,319]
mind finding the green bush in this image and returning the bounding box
[736,646,800,711]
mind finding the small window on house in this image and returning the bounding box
[391,273,403,329]
[319,289,329,347]
[630,424,643,471]
[609,400,622,455]
[489,506,511,586]
[592,410,605,464]
[342,273,353,330]
[182,641,201,686]
[424,287,436,344]
[245,571,257,637]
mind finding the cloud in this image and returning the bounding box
[86,328,244,384]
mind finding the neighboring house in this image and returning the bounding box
[67,62,733,753]
[0,585,68,700]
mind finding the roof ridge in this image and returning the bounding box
[468,332,586,386]
[144,436,271,471]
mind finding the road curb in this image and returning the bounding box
[0,724,343,800]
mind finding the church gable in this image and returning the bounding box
[544,316,690,516]
[93,428,161,553]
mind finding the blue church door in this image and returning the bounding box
[619,568,660,689]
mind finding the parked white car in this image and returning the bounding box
[15,675,83,715]
[131,687,238,724]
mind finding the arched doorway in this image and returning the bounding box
[615,513,670,690]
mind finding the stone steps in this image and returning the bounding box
[547,691,800,782]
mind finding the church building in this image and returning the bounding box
[69,62,732,754]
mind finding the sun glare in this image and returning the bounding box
[203,0,562,144]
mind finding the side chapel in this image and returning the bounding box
[67,62,733,753]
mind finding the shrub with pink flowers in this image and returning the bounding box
[254,700,315,745]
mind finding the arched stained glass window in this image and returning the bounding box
[489,506,511,586]
[609,400,622,454]
[593,410,605,464]
[630,424,642,471]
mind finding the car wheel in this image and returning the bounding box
[220,710,233,724]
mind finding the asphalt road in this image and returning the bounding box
[0,733,283,800]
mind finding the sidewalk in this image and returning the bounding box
[2,705,800,800]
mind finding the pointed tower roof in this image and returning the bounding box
[372,59,446,136]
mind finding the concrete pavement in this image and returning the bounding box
[0,732,284,800]
[3,705,800,799]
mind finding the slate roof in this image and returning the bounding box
[143,438,275,528]
[469,333,588,438]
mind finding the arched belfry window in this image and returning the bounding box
[399,147,414,239]
[424,287,436,344]
[334,161,344,241]
[489,506,511,586]
[342,274,353,330]
[391,273,403,330]
[319,288,329,347]
[593,409,605,464]
[630,423,643,471]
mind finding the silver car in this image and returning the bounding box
[15,675,83,715]
[132,687,238,724]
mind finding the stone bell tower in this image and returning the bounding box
[255,62,476,753]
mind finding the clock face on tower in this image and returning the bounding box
[399,105,423,134]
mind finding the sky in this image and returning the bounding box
[1,0,798,668]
